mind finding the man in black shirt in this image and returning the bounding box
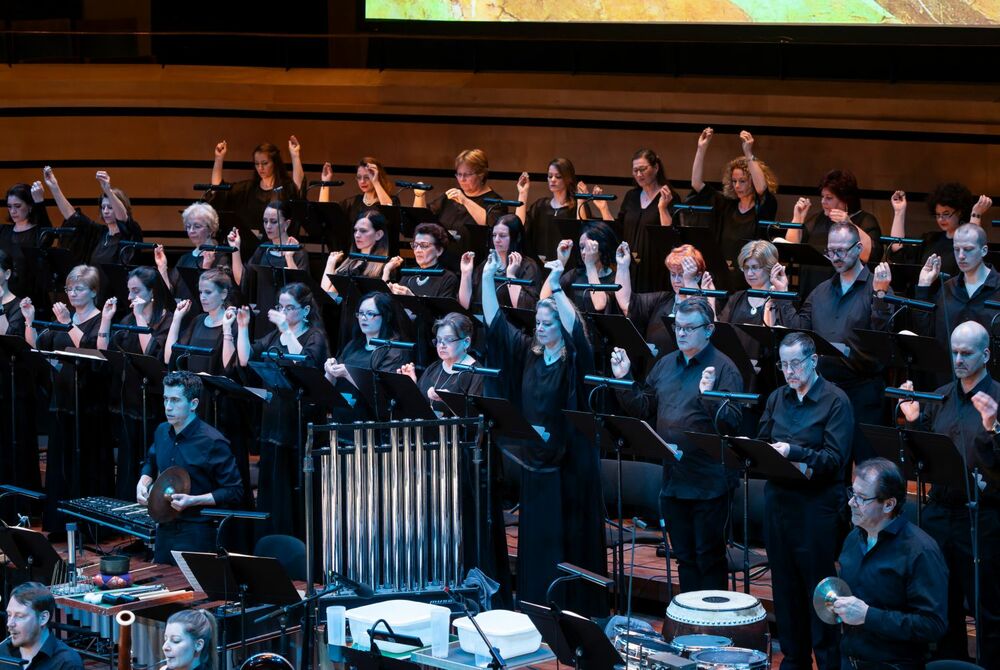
[899,320,1000,668]
[613,298,743,592]
[1,582,83,670]
[137,371,243,565]
[832,458,948,670]
[772,221,893,463]
[757,331,854,670]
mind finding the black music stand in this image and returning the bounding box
[853,328,951,378]
[554,605,626,670]
[0,526,62,585]
[462,224,494,259]
[586,312,653,379]
[0,336,48,500]
[859,423,925,521]
[520,601,576,666]
[328,274,392,297]
[500,306,536,335]
[381,204,437,240]
[179,550,301,665]
[392,294,477,322]
[195,372,269,429]
[345,366,437,421]
[22,246,75,296]
[736,323,846,389]
[886,263,924,296]
[120,351,168,443]
[710,321,758,389]
[175,266,208,315]
[99,263,137,320]
[775,242,833,268]
[289,199,352,253]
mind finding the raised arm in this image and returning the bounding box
[42,166,76,221]
[888,191,907,253]
[515,172,529,224]
[164,299,192,363]
[785,197,810,244]
[690,127,713,193]
[657,186,673,227]
[614,242,632,315]
[367,162,393,206]
[154,245,172,291]
[547,261,577,334]
[211,140,227,186]
[97,298,117,351]
[480,250,504,327]
[739,131,768,196]
[227,228,244,285]
[221,307,236,368]
[580,239,607,312]
[970,195,993,227]
[578,181,614,221]
[288,135,304,191]
[236,307,253,367]
[318,162,333,203]
[458,251,476,310]
[20,298,37,348]
[539,239,572,301]
[97,171,129,222]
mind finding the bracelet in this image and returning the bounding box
[98,332,110,339]
[551,287,563,295]
[971,213,982,219]
[223,334,234,340]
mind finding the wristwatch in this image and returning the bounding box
[991,419,1000,434]
[875,290,886,299]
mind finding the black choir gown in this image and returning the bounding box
[246,326,329,539]
[108,309,172,501]
[485,311,607,616]
[686,185,778,268]
[331,338,414,422]
[0,298,42,519]
[168,250,231,303]
[615,187,680,292]
[339,193,402,226]
[63,211,143,268]
[470,259,542,312]
[396,263,459,366]
[207,177,299,235]
[0,222,54,314]
[37,313,112,530]
[523,197,577,262]
[427,190,506,263]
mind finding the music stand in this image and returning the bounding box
[289,199,352,254]
[0,526,62,585]
[0,336,48,500]
[345,366,437,421]
[500,307,536,335]
[195,372,268,430]
[886,263,924,296]
[392,294,477,322]
[853,328,951,378]
[554,605,626,670]
[381,204,437,239]
[22,246,75,296]
[710,321,758,389]
[585,312,653,379]
[176,266,208,314]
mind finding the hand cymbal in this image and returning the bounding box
[813,576,852,625]
[147,466,191,523]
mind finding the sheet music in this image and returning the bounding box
[172,552,205,593]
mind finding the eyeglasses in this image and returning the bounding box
[184,223,207,231]
[776,358,810,371]
[432,336,465,347]
[65,285,90,294]
[934,210,958,220]
[824,245,859,259]
[632,166,651,175]
[455,172,478,179]
[847,488,879,506]
[410,242,435,251]
[672,323,709,335]
[356,310,381,320]
[274,304,301,313]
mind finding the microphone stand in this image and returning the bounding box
[445,587,505,669]
[586,382,621,612]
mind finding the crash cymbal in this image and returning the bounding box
[148,466,191,523]
[813,576,852,625]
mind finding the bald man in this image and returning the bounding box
[899,320,1000,668]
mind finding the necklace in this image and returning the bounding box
[543,347,561,365]
[363,193,377,206]
[435,357,469,391]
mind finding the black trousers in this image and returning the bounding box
[765,482,845,670]
[661,493,730,593]
[154,519,217,565]
[922,501,1000,670]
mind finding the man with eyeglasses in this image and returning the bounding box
[897,320,1000,667]
[612,297,744,593]
[831,458,947,670]
[757,331,854,670]
[771,221,893,464]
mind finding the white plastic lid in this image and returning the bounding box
[453,610,538,637]
[346,599,436,627]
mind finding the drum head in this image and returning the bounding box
[690,647,768,670]
[671,633,733,652]
[613,631,675,661]
[667,590,765,626]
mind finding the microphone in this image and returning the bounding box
[556,562,615,589]
[885,387,946,402]
[482,197,523,207]
[259,243,302,251]
[31,319,72,332]
[118,240,157,250]
[400,267,445,276]
[670,204,713,212]
[493,275,533,286]
[200,509,270,520]
[574,192,617,201]
[332,571,375,599]
[199,244,237,253]
[701,390,761,404]
[883,294,936,312]
[570,283,621,292]
[443,586,504,668]
[307,180,345,189]
[172,343,213,355]
[39,227,77,235]
[745,288,798,300]
[260,349,308,363]
[111,323,153,335]
[395,180,434,191]
[757,220,804,230]
[880,235,923,245]
[370,338,416,350]
[678,286,728,299]
[349,251,389,263]
[451,363,501,378]
[193,183,232,191]
[584,374,635,389]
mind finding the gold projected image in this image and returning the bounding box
[367,0,1000,25]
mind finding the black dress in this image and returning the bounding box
[523,197,576,262]
[687,185,778,266]
[247,326,329,539]
[108,309,173,501]
[207,178,299,235]
[339,193,402,226]
[428,190,506,258]
[0,297,42,519]
[615,187,680,293]
[484,312,607,616]
[244,246,310,312]
[37,313,112,530]
[63,211,143,268]
[332,338,414,421]
[0,224,54,314]
[470,258,542,311]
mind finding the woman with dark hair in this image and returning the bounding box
[97,266,174,500]
[515,158,589,261]
[321,210,394,291]
[0,249,41,517]
[458,213,541,311]
[324,292,413,395]
[41,167,143,267]
[162,609,219,670]
[688,128,779,265]
[887,185,992,276]
[398,312,483,413]
[386,223,459,298]
[22,265,111,530]
[540,222,620,314]
[229,200,307,287]
[481,251,606,616]
[1,181,53,310]
[586,148,680,292]
[208,138,304,233]
[236,282,329,538]
[786,168,883,264]
[319,157,401,223]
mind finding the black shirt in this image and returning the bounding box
[63,210,143,267]
[0,630,84,670]
[774,265,892,385]
[398,263,459,299]
[837,515,948,665]
[756,375,854,487]
[912,267,1000,350]
[908,374,1000,507]
[888,230,958,278]
[626,291,676,359]
[523,196,577,261]
[688,184,778,266]
[616,343,743,499]
[141,416,243,521]
[800,210,884,265]
[339,193,401,225]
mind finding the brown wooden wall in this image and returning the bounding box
[1,64,998,247]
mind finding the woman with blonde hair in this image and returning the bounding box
[162,609,218,670]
